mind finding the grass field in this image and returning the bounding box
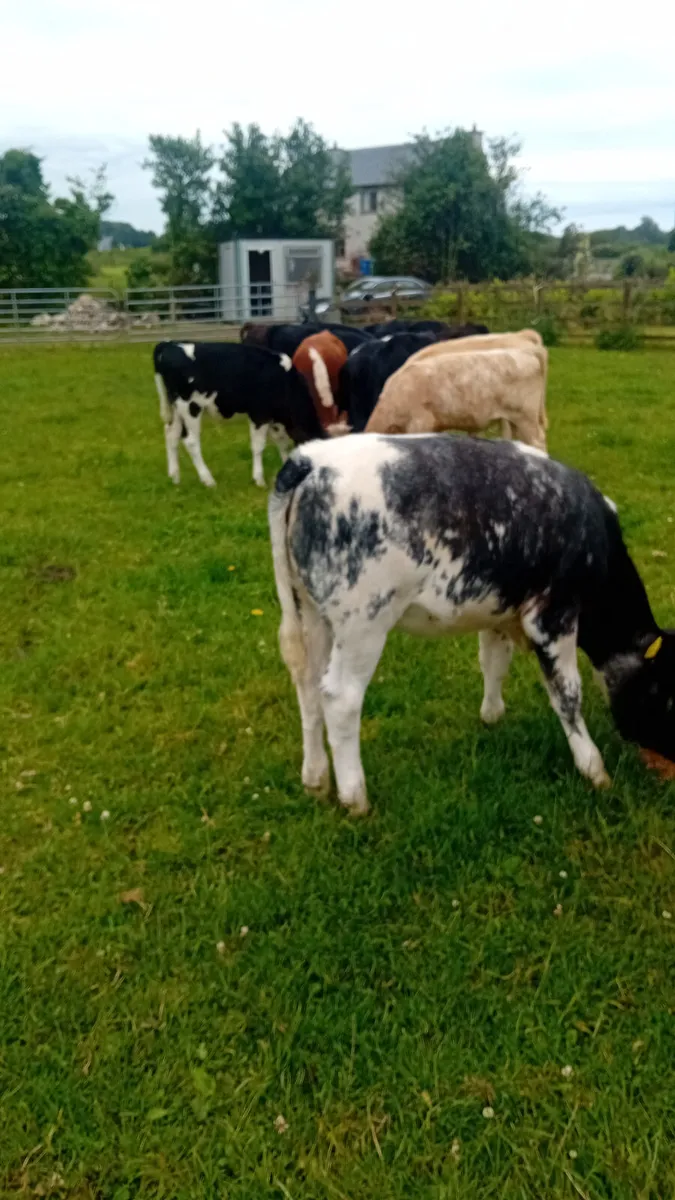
[1,345,674,1199]
[87,249,169,296]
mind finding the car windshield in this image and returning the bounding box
[344,279,383,296]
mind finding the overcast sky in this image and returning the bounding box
[3,0,674,234]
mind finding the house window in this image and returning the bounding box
[360,188,378,214]
[335,237,345,259]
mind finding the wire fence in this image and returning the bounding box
[0,282,314,345]
[1,279,675,346]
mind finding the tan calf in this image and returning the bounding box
[401,328,543,368]
[364,347,548,450]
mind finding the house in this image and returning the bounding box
[338,144,414,271]
[338,129,483,273]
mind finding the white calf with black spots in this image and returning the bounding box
[269,434,675,813]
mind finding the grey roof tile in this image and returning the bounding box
[336,143,414,188]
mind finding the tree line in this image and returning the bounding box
[1,124,674,291]
[139,124,563,286]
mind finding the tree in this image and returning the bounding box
[214,119,351,240]
[213,123,283,237]
[0,149,110,288]
[668,228,675,254]
[369,130,559,282]
[275,119,351,239]
[67,164,114,218]
[556,223,582,274]
[635,216,665,245]
[0,149,46,197]
[145,122,351,282]
[616,251,645,278]
[143,133,215,283]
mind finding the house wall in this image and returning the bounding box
[341,186,401,269]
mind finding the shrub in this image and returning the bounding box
[532,314,561,346]
[127,254,166,290]
[595,326,644,351]
[616,252,645,279]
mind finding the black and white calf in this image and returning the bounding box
[154,341,324,488]
[269,434,675,813]
[338,332,436,432]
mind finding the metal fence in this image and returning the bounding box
[0,282,314,345]
[2,278,675,347]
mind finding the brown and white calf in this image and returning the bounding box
[365,345,548,449]
[292,331,349,430]
[269,434,675,813]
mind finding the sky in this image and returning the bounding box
[2,0,674,235]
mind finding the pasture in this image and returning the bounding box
[1,343,674,1199]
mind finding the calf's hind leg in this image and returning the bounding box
[280,602,332,795]
[320,630,387,815]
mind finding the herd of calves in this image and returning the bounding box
[153,318,675,813]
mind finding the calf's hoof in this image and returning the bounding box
[480,699,505,725]
[339,784,369,817]
[302,763,331,796]
[591,767,612,790]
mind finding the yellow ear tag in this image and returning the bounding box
[645,636,663,660]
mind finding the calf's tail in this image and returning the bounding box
[268,457,313,679]
[154,371,172,425]
[153,343,178,425]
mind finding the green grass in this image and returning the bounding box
[1,345,674,1198]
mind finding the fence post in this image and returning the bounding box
[169,289,177,326]
[622,280,632,324]
[11,291,19,327]
[457,284,466,325]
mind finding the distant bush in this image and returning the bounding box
[595,326,644,351]
[616,252,645,278]
[593,243,622,259]
[127,254,167,290]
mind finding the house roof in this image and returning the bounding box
[341,143,414,188]
[338,130,483,189]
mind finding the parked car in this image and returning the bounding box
[315,276,432,319]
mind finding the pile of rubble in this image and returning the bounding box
[31,293,159,332]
